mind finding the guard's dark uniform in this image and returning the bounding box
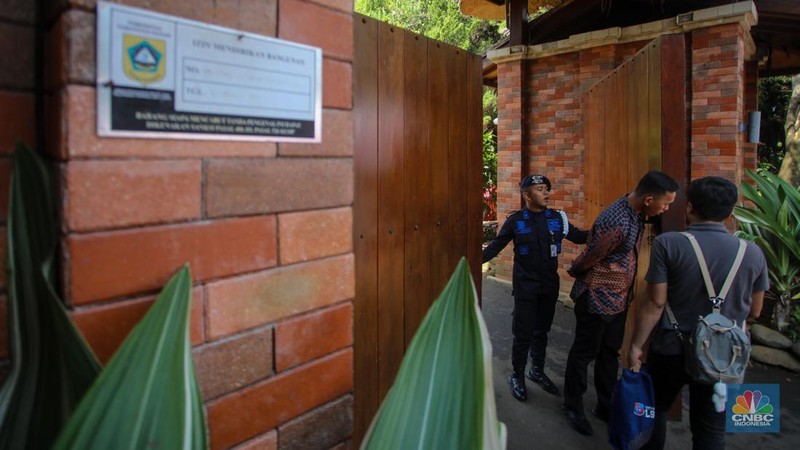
[483,207,588,378]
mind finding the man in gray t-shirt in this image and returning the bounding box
[628,176,769,450]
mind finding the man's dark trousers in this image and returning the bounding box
[642,353,724,450]
[563,292,627,412]
[511,292,558,375]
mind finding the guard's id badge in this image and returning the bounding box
[550,244,558,257]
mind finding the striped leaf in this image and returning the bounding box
[53,265,207,450]
[361,258,506,450]
[0,144,101,450]
[734,169,800,326]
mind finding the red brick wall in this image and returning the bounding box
[0,0,37,382]
[1,1,356,449]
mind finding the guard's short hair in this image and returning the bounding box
[633,171,679,197]
[687,176,738,221]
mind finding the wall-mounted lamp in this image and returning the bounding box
[747,111,761,144]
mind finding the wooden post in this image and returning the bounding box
[507,0,529,46]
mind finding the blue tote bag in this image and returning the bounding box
[608,368,656,450]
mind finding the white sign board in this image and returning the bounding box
[97,2,322,142]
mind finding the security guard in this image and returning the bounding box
[483,174,588,401]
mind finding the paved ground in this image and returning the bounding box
[481,275,800,450]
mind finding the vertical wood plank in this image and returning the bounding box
[352,14,379,445]
[467,53,484,296]
[403,31,430,346]
[627,55,640,193]
[647,41,662,170]
[603,76,616,206]
[584,87,599,222]
[636,45,650,178]
[618,63,630,196]
[448,48,469,270]
[376,21,406,399]
[660,34,688,233]
[428,41,451,305]
[610,71,622,200]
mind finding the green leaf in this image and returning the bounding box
[735,169,800,309]
[0,144,101,450]
[361,258,506,450]
[53,265,207,450]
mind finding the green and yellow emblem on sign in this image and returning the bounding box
[123,34,166,84]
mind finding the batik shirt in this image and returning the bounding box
[568,195,644,315]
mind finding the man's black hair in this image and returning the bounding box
[687,176,738,221]
[633,171,679,196]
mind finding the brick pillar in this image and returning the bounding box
[494,58,527,282]
[38,1,355,449]
[690,23,748,185]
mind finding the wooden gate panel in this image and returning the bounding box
[353,15,483,444]
[583,39,669,224]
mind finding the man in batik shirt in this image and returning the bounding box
[561,171,678,436]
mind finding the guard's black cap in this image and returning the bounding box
[520,174,551,191]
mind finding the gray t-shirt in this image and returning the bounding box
[646,222,769,355]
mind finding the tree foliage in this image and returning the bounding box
[758,76,792,173]
[778,75,800,186]
[355,0,504,54]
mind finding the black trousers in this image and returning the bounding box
[511,292,559,376]
[563,292,627,412]
[641,353,725,450]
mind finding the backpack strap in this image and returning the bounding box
[681,232,747,309]
[663,233,747,336]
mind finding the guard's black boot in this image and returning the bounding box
[508,374,528,401]
[526,366,560,396]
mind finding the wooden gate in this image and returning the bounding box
[582,34,689,364]
[352,14,484,443]
[583,34,687,226]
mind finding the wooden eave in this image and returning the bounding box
[476,0,800,85]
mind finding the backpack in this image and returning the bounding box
[664,232,751,385]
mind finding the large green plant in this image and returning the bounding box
[0,143,101,449]
[360,258,506,450]
[53,265,206,450]
[734,169,800,332]
[1,144,207,449]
